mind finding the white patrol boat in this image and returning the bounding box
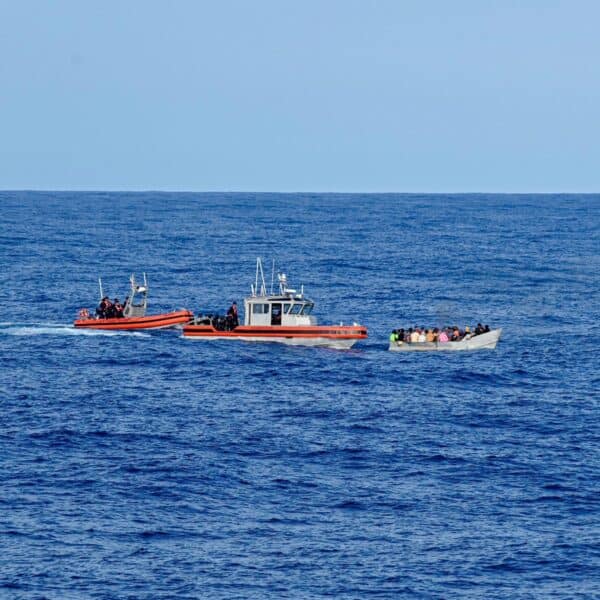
[183,259,367,349]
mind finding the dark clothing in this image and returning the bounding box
[226,304,239,328]
[96,298,110,319]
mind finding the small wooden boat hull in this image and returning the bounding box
[74,310,193,330]
[183,324,368,349]
[389,328,502,352]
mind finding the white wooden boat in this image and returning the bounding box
[388,328,502,352]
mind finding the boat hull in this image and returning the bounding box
[389,329,502,352]
[183,325,367,349]
[74,310,193,330]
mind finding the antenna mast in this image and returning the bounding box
[270,259,275,295]
[255,258,267,296]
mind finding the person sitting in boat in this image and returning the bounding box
[426,329,435,342]
[474,323,484,336]
[410,328,419,343]
[226,301,239,329]
[102,299,114,318]
[390,329,403,344]
[451,326,461,341]
[113,298,124,318]
[418,328,426,342]
[438,329,449,343]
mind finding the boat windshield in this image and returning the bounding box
[288,304,303,315]
[301,303,314,315]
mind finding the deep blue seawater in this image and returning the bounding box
[0,192,598,599]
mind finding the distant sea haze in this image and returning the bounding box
[0,191,598,598]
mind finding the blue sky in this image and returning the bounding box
[1,1,599,192]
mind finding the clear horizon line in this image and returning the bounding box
[1,188,599,195]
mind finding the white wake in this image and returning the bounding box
[0,323,150,338]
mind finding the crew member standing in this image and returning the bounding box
[96,296,109,319]
[227,301,239,328]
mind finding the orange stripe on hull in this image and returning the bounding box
[183,325,368,339]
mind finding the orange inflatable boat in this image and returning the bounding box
[74,274,193,331]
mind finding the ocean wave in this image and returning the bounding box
[1,192,597,598]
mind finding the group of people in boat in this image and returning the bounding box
[390,323,491,344]
[96,296,127,319]
[194,302,240,331]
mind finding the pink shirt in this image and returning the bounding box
[438,331,449,343]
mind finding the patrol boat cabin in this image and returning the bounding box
[245,264,315,327]
[183,259,367,349]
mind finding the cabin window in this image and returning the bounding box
[283,303,291,314]
[289,304,303,315]
[252,303,270,314]
[301,303,314,315]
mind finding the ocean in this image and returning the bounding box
[0,192,598,598]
